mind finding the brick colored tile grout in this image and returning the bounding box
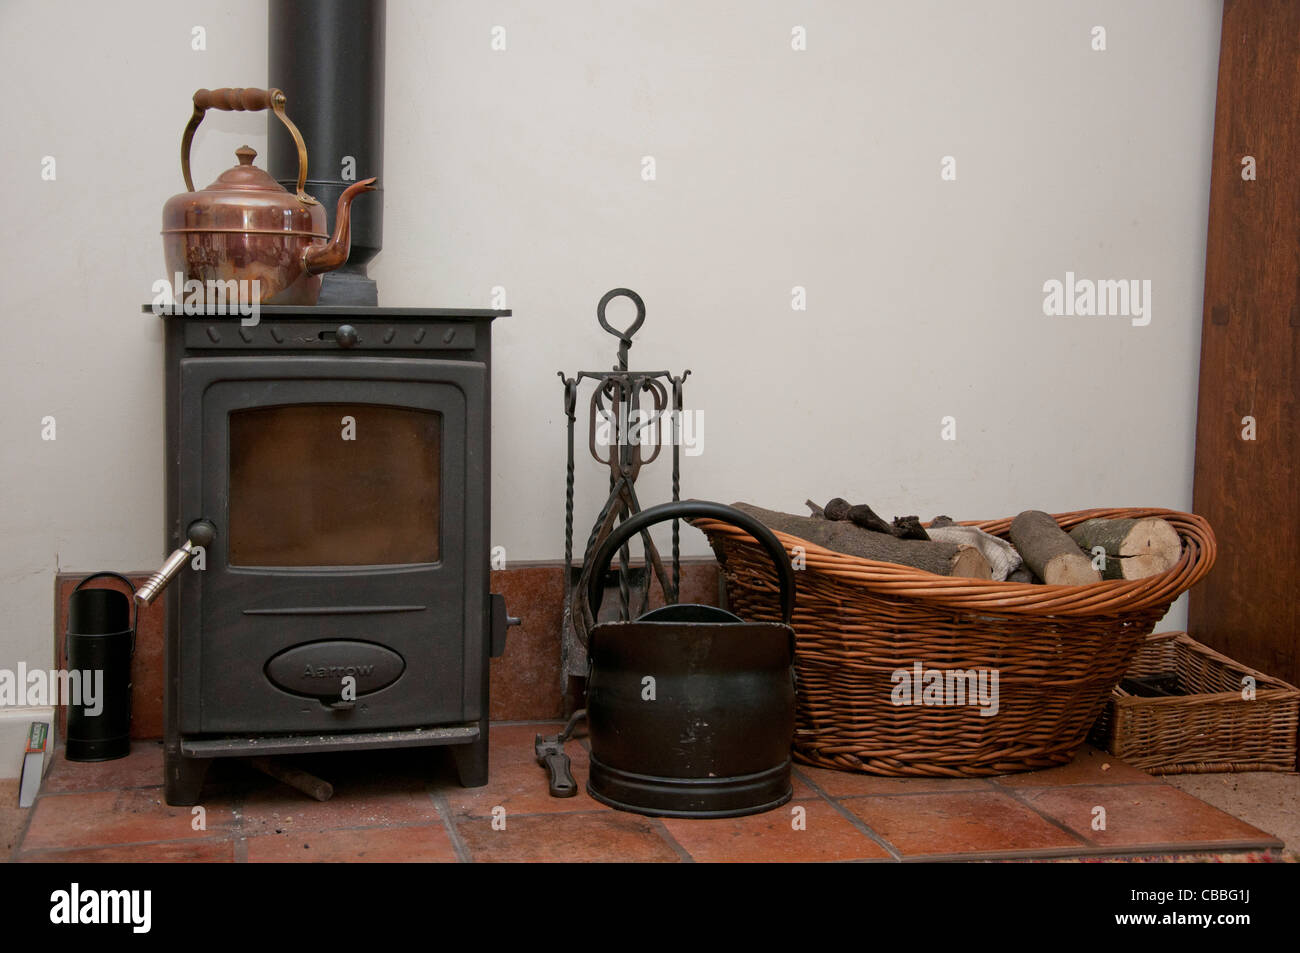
[989,778,1166,790]
[905,841,1280,864]
[994,783,1132,849]
[646,816,694,863]
[19,833,241,861]
[427,790,472,863]
[39,784,168,798]
[791,766,904,861]
[830,787,1004,799]
[19,833,238,855]
[901,849,1102,864]
[459,806,621,820]
[236,817,460,837]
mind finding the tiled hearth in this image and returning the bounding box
[10,725,1283,863]
[33,566,1287,863]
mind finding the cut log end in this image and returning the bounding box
[1010,509,1102,586]
[951,546,993,580]
[1116,517,1182,578]
[1068,516,1182,580]
[1044,552,1104,586]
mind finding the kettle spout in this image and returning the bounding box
[303,177,377,275]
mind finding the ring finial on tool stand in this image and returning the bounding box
[597,288,646,348]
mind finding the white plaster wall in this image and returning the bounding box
[0,1,1222,680]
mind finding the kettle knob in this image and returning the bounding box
[235,145,257,166]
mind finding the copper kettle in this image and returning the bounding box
[162,87,376,306]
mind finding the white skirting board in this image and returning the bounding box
[0,707,56,780]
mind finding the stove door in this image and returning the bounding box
[176,356,487,734]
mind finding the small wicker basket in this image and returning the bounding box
[1090,630,1299,774]
[692,507,1216,777]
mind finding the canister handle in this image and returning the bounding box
[586,501,796,624]
[180,87,314,204]
[71,572,139,654]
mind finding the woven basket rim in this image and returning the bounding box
[691,506,1216,617]
[1114,630,1300,699]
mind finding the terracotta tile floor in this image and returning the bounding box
[9,724,1284,863]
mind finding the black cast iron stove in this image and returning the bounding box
[147,305,510,805]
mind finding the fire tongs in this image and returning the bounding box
[534,709,587,798]
[557,289,690,710]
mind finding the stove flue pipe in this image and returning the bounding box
[268,0,386,306]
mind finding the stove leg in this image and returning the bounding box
[452,647,491,786]
[450,734,489,787]
[164,748,210,806]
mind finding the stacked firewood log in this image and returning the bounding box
[729,499,1182,583]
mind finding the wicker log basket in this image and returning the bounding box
[691,507,1216,777]
[1090,631,1299,774]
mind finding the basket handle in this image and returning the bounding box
[586,501,796,624]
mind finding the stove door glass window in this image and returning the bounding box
[228,404,441,566]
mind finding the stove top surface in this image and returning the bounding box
[144,304,511,320]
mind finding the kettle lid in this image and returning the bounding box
[204,145,286,193]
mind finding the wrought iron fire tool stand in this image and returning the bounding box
[542,288,690,794]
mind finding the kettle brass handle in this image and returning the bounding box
[192,87,275,112]
[180,87,314,205]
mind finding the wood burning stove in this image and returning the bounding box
[146,305,511,805]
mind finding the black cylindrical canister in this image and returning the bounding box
[65,574,135,761]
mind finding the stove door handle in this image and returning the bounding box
[135,519,217,606]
